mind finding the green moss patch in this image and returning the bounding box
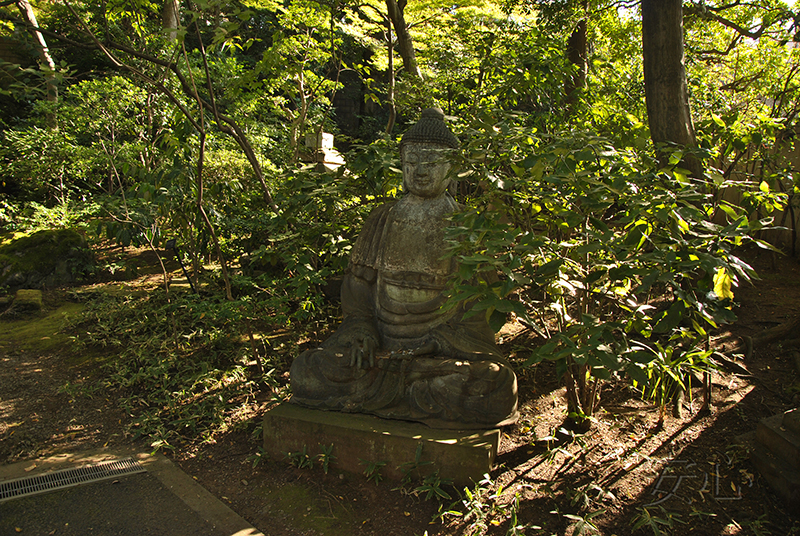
[255,480,363,535]
[0,302,84,354]
[0,229,95,289]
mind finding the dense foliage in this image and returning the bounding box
[0,0,798,438]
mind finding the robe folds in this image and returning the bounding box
[290,196,518,429]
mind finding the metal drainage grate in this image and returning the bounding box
[0,457,145,502]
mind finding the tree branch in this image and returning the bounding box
[11,4,280,213]
[686,1,794,40]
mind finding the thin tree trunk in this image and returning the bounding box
[15,0,57,126]
[162,0,180,40]
[188,30,233,300]
[565,2,588,110]
[386,15,396,134]
[641,0,703,177]
[385,0,422,80]
[197,130,233,300]
[289,71,309,162]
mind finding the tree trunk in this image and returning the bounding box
[385,0,422,80]
[565,2,588,109]
[15,0,57,125]
[163,0,180,40]
[386,14,396,134]
[641,0,703,177]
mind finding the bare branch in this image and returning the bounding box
[686,1,794,41]
[689,32,742,57]
[719,68,766,91]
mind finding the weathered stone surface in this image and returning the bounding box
[756,412,800,471]
[784,408,800,435]
[0,230,95,290]
[12,289,43,312]
[289,108,518,430]
[753,409,800,513]
[752,446,800,514]
[262,403,499,487]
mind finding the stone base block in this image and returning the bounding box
[783,408,800,435]
[13,289,43,312]
[262,403,499,487]
[752,447,800,514]
[753,408,800,514]
[756,412,800,472]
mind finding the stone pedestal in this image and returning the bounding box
[752,408,800,513]
[262,403,499,487]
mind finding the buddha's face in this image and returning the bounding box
[402,144,451,198]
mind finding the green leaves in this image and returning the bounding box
[444,116,775,419]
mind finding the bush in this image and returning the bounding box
[0,228,95,290]
[443,113,782,423]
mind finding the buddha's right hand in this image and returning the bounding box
[348,333,377,369]
[411,339,441,356]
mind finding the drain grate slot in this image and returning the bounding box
[0,457,145,502]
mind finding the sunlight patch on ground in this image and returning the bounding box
[0,302,84,353]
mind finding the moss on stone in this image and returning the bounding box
[13,289,44,312]
[0,229,95,290]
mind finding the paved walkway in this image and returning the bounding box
[0,448,264,536]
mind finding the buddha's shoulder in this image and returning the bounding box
[368,200,398,217]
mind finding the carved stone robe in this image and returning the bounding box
[290,194,518,429]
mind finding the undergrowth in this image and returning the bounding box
[68,289,298,450]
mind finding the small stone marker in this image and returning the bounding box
[12,289,44,312]
[262,403,500,487]
[304,131,344,171]
[752,408,800,513]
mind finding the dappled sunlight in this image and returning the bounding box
[462,347,797,536]
[0,0,798,533]
[0,307,129,464]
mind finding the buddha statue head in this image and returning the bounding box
[400,108,460,199]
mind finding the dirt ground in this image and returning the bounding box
[1,246,799,536]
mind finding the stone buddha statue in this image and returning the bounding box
[289,108,518,429]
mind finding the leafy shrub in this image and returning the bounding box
[444,112,783,423]
[0,228,95,289]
